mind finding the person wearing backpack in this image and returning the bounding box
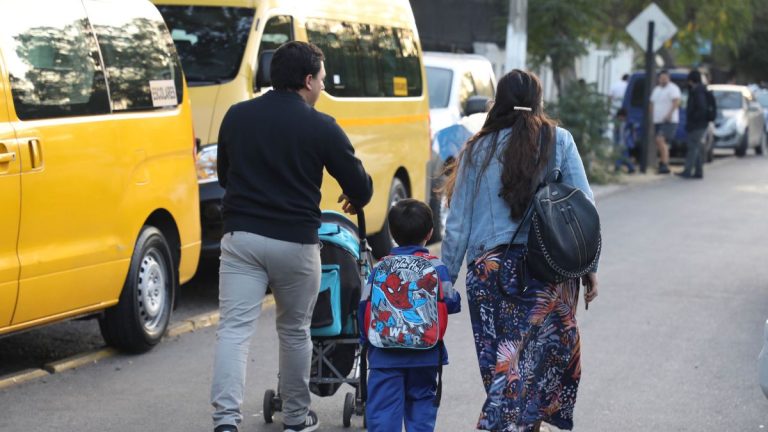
[678,69,710,179]
[441,69,599,432]
[358,199,461,432]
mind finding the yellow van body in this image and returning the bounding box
[0,0,200,352]
[153,0,431,256]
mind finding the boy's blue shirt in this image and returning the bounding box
[358,245,461,369]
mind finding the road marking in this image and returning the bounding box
[0,368,50,390]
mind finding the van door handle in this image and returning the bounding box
[0,151,15,164]
[28,139,41,168]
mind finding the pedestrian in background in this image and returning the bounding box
[650,70,681,174]
[614,107,636,174]
[678,69,708,179]
[441,69,599,432]
[210,41,373,432]
[609,73,629,147]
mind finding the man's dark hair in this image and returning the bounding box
[270,41,325,91]
[622,73,629,81]
[387,199,433,246]
[687,69,702,84]
[658,69,670,77]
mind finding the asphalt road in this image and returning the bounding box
[1,154,768,431]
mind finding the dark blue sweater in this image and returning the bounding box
[217,90,372,244]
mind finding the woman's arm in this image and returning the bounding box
[440,153,477,284]
[559,129,594,203]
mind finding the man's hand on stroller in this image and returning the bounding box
[338,194,358,215]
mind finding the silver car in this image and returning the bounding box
[709,84,767,156]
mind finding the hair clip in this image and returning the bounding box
[513,106,532,111]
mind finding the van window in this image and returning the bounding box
[258,16,293,57]
[156,5,254,85]
[306,20,423,98]
[426,66,452,109]
[458,71,476,115]
[0,0,110,120]
[472,68,495,99]
[85,0,183,111]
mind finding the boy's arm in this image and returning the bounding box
[431,257,461,314]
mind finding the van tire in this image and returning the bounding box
[369,177,408,258]
[736,130,748,157]
[99,226,176,353]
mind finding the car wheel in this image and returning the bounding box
[428,190,443,244]
[736,130,748,157]
[369,177,408,258]
[757,132,766,156]
[99,226,175,353]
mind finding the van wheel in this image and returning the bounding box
[428,189,443,244]
[756,132,766,155]
[369,178,407,258]
[99,226,175,353]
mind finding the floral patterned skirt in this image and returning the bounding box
[466,245,581,432]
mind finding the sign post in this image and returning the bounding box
[626,3,677,173]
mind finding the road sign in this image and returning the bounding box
[626,3,677,53]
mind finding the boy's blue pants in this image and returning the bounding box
[366,366,439,432]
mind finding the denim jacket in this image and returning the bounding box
[441,126,595,284]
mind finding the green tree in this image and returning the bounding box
[730,0,768,83]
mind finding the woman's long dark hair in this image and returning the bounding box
[443,69,556,220]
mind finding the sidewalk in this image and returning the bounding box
[591,170,669,200]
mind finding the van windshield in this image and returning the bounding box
[156,6,254,84]
[713,91,743,110]
[426,67,453,108]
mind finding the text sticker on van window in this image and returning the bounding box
[393,77,408,96]
[150,80,178,107]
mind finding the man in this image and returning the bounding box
[650,70,681,174]
[211,41,373,432]
[678,70,708,179]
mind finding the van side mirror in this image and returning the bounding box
[255,50,275,91]
[465,96,491,116]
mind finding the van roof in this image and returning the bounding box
[424,51,493,69]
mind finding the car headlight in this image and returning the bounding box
[196,144,218,182]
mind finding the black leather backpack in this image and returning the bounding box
[507,131,601,285]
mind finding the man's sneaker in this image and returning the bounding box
[214,425,237,432]
[658,164,671,174]
[283,410,319,431]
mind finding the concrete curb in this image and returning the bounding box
[0,368,50,390]
[44,348,118,374]
[0,295,277,391]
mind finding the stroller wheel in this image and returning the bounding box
[263,389,276,424]
[343,392,355,428]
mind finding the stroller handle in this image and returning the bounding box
[356,208,366,241]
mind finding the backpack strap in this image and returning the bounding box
[433,341,444,407]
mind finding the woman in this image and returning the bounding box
[441,69,599,431]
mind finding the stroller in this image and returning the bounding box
[263,210,372,428]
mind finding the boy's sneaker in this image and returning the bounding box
[214,425,237,432]
[283,410,319,431]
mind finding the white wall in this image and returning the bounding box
[470,42,635,103]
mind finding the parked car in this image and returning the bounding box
[708,84,767,156]
[0,0,201,353]
[424,52,496,240]
[622,70,715,162]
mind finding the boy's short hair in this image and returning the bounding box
[270,41,325,91]
[387,199,433,246]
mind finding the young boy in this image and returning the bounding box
[359,199,461,432]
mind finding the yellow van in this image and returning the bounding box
[0,0,201,352]
[153,0,431,257]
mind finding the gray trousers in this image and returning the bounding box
[683,127,707,176]
[211,231,320,428]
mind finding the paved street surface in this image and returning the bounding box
[2,155,768,431]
